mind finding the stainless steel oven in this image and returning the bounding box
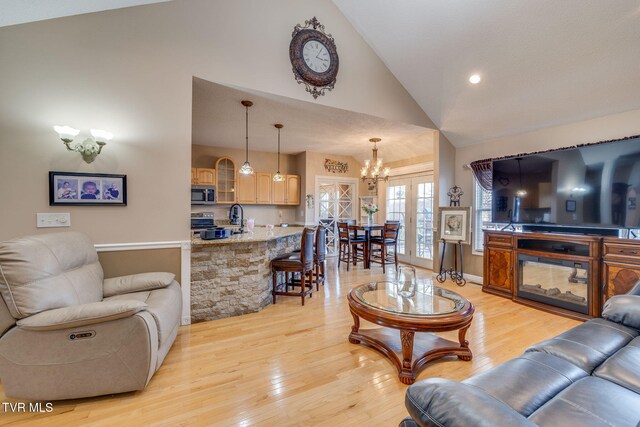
[191,212,215,235]
[191,185,215,205]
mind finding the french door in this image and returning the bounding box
[386,176,434,269]
[316,178,358,255]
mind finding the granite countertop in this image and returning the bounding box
[192,226,304,246]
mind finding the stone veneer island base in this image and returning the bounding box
[190,227,303,322]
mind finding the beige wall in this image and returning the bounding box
[191,144,298,224]
[457,108,640,277]
[0,0,434,244]
[99,248,181,279]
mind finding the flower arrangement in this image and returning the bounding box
[362,202,379,215]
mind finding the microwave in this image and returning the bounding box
[191,185,215,205]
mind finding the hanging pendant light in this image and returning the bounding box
[515,157,527,197]
[239,100,254,175]
[273,123,285,182]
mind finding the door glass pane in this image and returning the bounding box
[318,182,356,256]
[386,184,406,254]
[416,182,434,260]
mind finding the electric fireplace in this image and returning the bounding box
[517,254,589,315]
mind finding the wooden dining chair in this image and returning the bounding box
[338,222,366,271]
[271,227,315,305]
[369,222,401,273]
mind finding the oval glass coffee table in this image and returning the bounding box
[347,281,474,384]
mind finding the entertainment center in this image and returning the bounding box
[483,230,640,319]
[476,135,640,320]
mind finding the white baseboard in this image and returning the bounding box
[431,271,483,285]
[95,240,192,325]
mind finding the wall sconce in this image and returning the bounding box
[306,194,314,209]
[54,125,113,164]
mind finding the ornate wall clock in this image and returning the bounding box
[290,17,339,99]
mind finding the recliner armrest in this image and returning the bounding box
[16,300,147,331]
[103,272,175,297]
[602,294,640,330]
[405,378,536,427]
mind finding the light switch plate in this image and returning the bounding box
[37,213,71,228]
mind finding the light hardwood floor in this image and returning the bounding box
[0,260,581,426]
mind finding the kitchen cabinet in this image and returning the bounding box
[191,168,215,186]
[256,173,272,204]
[272,175,300,205]
[215,157,236,204]
[286,175,300,205]
[272,179,286,205]
[237,173,257,204]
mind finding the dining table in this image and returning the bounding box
[348,224,384,269]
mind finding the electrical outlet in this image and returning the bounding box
[37,213,71,228]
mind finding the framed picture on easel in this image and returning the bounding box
[438,207,471,245]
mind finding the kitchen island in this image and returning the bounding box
[191,227,304,322]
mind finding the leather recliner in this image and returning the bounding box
[401,282,640,427]
[0,231,182,400]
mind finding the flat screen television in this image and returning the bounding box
[491,136,640,229]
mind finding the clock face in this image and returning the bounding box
[302,40,331,73]
[290,18,339,99]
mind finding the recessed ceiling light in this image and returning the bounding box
[469,74,481,84]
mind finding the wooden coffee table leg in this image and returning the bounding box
[348,311,361,344]
[399,330,415,384]
[457,324,473,361]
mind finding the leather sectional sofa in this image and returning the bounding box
[0,232,182,400]
[401,283,640,427]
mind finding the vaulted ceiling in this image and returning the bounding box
[334,0,640,146]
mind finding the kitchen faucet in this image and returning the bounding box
[229,203,244,234]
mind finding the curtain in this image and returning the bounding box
[470,159,492,192]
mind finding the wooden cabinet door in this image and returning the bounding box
[215,157,236,204]
[286,175,300,205]
[603,261,640,304]
[484,247,513,295]
[272,179,286,205]
[237,173,257,204]
[191,168,198,185]
[256,173,272,204]
[196,168,215,186]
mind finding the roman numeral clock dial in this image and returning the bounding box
[290,17,339,99]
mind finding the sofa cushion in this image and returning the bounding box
[525,318,638,372]
[529,377,640,427]
[405,378,536,427]
[464,352,588,417]
[594,336,640,394]
[0,232,103,319]
[105,281,181,348]
[602,294,640,330]
[103,272,175,298]
[16,300,147,331]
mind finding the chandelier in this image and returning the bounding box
[361,138,390,189]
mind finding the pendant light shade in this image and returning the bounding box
[273,123,285,182]
[239,100,254,175]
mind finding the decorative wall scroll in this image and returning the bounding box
[324,158,349,174]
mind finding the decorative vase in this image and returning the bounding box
[367,213,374,225]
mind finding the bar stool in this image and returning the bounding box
[292,225,327,290]
[369,222,400,273]
[314,225,327,290]
[271,228,315,305]
[338,221,366,271]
